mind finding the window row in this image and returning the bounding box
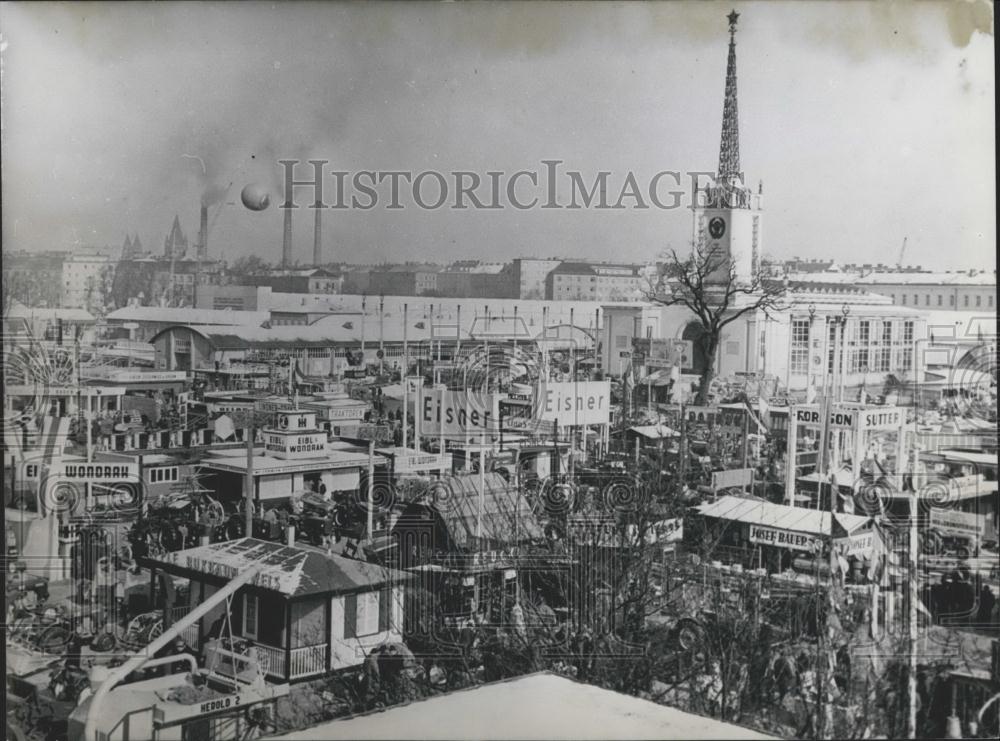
[787,318,915,376]
[895,293,992,308]
[148,466,179,483]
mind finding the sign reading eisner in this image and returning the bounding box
[748,525,820,551]
[540,381,611,427]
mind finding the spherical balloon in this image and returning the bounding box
[240,183,271,211]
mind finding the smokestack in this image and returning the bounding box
[282,206,293,268]
[313,207,322,267]
[198,204,208,260]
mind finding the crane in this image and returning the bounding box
[896,236,908,268]
[82,564,266,741]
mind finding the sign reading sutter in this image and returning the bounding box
[793,405,903,431]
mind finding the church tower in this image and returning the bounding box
[121,234,134,261]
[692,10,763,284]
[164,215,188,260]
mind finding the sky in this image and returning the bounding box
[0,0,994,270]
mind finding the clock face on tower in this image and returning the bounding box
[708,217,726,239]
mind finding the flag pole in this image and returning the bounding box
[367,440,375,539]
[403,303,409,450]
[414,377,422,453]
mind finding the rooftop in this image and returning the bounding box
[264,671,778,740]
[6,304,96,322]
[856,271,996,286]
[152,315,477,349]
[201,446,374,474]
[550,261,641,276]
[786,270,996,287]
[150,538,409,597]
[106,306,268,326]
[430,472,542,548]
[696,495,872,536]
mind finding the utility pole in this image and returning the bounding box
[437,384,445,456]
[813,310,836,740]
[244,413,255,536]
[367,440,375,539]
[907,435,919,739]
[741,397,750,468]
[678,400,687,496]
[361,294,367,356]
[403,303,408,450]
[477,429,486,546]
[378,295,385,375]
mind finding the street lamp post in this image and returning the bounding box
[838,304,851,404]
[245,413,255,536]
[806,304,816,402]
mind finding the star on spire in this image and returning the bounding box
[717,10,742,182]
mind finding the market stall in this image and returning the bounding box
[687,495,883,582]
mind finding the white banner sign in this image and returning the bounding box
[539,381,611,427]
[394,452,451,473]
[930,508,987,538]
[264,431,328,459]
[645,357,674,369]
[748,524,821,552]
[711,468,754,490]
[838,530,879,558]
[654,518,684,543]
[793,405,904,431]
[315,405,369,420]
[858,407,904,431]
[23,461,140,483]
[420,390,502,437]
[83,369,187,383]
[794,406,857,430]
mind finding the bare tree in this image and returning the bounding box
[228,254,270,278]
[110,260,155,308]
[648,244,786,405]
[2,257,62,312]
[2,265,18,315]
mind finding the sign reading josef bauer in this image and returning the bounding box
[748,525,820,551]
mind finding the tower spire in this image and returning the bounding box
[717,10,741,183]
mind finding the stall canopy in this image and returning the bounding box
[697,495,873,539]
[924,449,999,468]
[639,369,674,387]
[919,369,993,390]
[796,466,858,490]
[379,384,405,400]
[629,424,680,440]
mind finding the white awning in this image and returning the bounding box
[696,495,872,537]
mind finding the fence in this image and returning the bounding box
[289,643,328,679]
